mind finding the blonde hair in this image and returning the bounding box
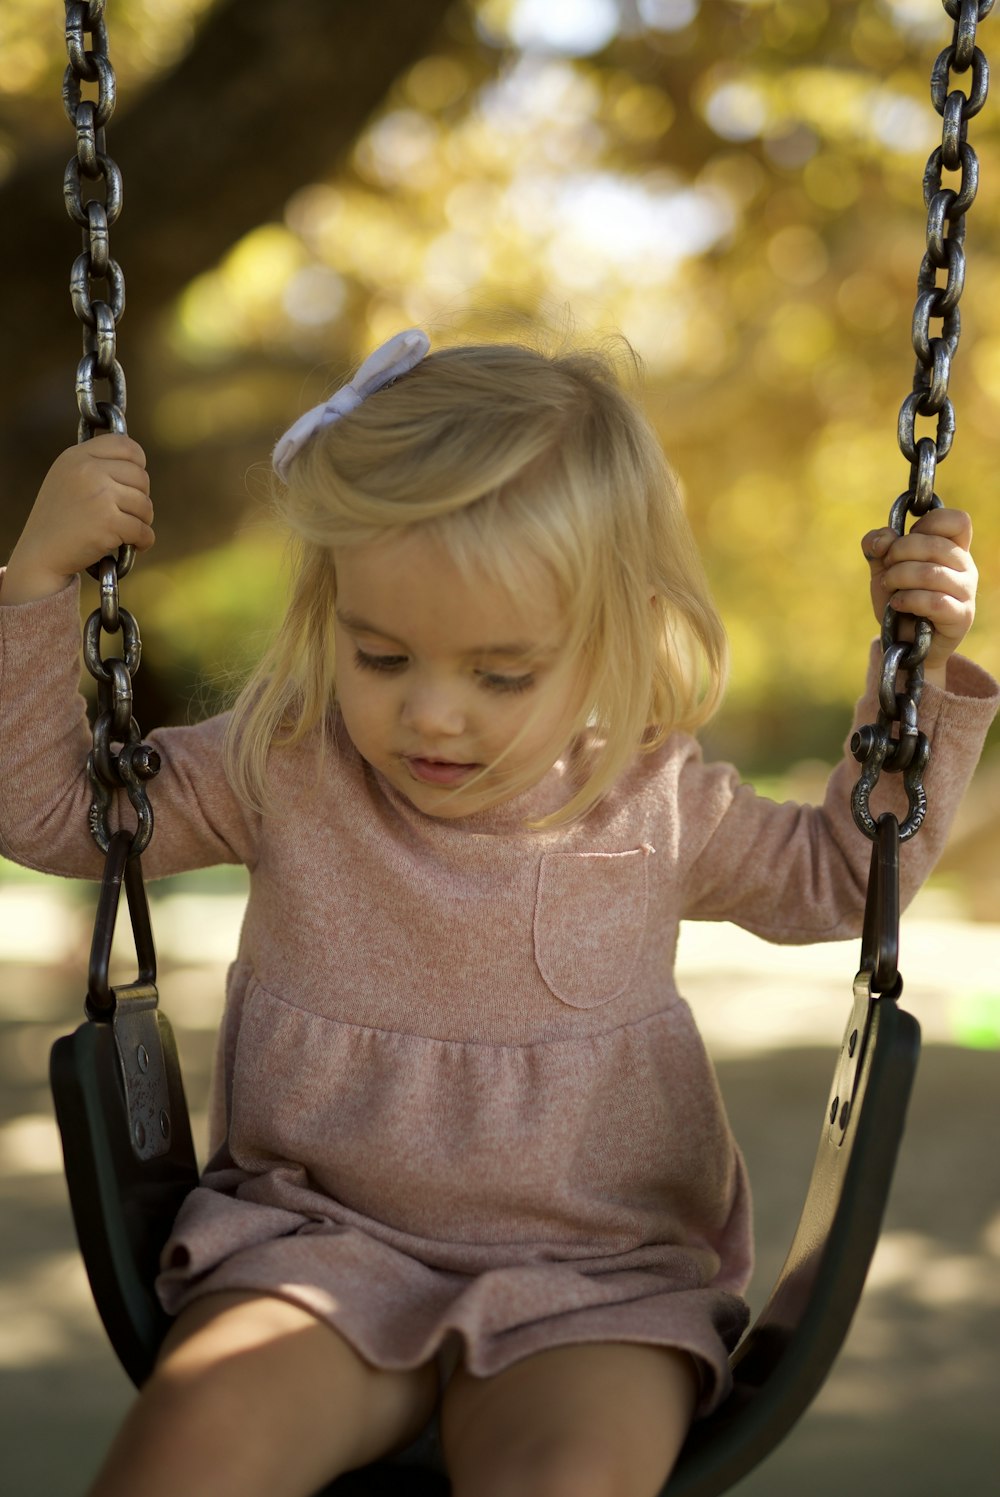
[224,338,728,826]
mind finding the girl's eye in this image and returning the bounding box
[352,649,533,693]
[479,671,535,695]
[354,648,408,674]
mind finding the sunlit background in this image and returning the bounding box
[1,3,999,1494]
[3,0,1000,733]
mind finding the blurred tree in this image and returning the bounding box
[0,0,475,551]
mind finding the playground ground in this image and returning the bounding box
[0,878,997,1497]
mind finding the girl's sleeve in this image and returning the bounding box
[0,575,259,881]
[672,645,999,943]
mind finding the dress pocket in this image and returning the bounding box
[533,847,651,1009]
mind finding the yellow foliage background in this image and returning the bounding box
[3,0,999,770]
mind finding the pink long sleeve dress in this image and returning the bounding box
[2,577,996,1413]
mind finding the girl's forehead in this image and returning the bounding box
[333,530,565,647]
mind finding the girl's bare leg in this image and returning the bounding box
[86,1291,438,1497]
[442,1342,699,1497]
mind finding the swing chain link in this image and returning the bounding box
[851,0,993,844]
[63,1,159,856]
[64,0,126,451]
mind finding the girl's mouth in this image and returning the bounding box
[404,757,480,786]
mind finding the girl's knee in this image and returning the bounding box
[135,1302,439,1485]
[455,1436,650,1497]
[143,1348,247,1429]
[84,1367,244,1497]
[444,1344,696,1497]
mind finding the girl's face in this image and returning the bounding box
[332,528,582,818]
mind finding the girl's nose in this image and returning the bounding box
[400,681,466,737]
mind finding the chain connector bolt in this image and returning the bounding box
[851,726,878,763]
[131,746,161,781]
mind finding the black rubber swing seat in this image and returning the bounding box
[50,947,920,1497]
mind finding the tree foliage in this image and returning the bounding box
[2,0,998,765]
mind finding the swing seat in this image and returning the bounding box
[50,1009,199,1388]
[49,974,919,1497]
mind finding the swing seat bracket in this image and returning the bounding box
[827,985,874,1145]
[84,828,173,1160]
[108,985,174,1161]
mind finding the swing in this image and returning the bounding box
[46,4,991,1494]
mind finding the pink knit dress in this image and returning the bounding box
[1,578,996,1415]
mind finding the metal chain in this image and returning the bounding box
[63,1,159,855]
[852,0,993,844]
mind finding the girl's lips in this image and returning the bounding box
[404,756,479,786]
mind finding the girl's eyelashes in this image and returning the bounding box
[477,670,535,694]
[354,648,408,673]
[352,648,535,694]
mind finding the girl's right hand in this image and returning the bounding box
[2,435,154,605]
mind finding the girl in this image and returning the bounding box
[0,331,994,1497]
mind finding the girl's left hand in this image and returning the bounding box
[862,506,978,683]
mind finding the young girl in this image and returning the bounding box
[0,331,994,1497]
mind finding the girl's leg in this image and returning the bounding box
[86,1291,439,1497]
[441,1342,699,1497]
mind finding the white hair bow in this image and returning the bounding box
[272,328,430,481]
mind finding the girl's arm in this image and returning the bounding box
[1,443,258,880]
[675,508,995,939]
[675,650,998,942]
